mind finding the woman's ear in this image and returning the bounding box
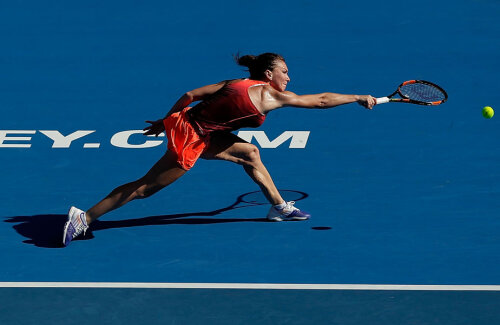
[264,69,273,81]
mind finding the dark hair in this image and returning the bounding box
[235,52,285,80]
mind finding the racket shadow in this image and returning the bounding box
[4,190,309,248]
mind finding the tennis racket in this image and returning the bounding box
[375,80,448,106]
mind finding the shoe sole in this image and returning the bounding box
[62,221,72,246]
[267,216,310,222]
[62,206,77,246]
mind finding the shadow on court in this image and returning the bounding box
[4,190,309,248]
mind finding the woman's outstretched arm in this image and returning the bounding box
[261,85,376,113]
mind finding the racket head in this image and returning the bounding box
[396,80,448,105]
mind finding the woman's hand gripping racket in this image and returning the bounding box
[375,80,448,106]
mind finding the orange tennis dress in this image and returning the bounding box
[163,79,268,170]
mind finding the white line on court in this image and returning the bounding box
[0,283,499,291]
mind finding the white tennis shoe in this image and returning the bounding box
[267,201,311,222]
[62,206,89,246]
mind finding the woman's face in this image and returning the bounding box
[267,60,290,91]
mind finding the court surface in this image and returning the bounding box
[1,0,499,324]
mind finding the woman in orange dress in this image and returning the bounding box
[63,53,375,246]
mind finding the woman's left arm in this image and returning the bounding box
[144,80,229,136]
[164,80,230,118]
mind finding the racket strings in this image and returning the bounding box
[400,83,446,102]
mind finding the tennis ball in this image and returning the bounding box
[482,106,494,119]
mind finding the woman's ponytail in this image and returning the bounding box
[234,52,285,80]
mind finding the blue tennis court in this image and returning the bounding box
[1,0,499,324]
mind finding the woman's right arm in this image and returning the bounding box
[262,86,376,113]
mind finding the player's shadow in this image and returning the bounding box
[4,190,308,248]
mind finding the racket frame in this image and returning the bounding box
[376,80,448,106]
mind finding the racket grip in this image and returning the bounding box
[375,97,390,105]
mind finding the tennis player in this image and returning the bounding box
[63,53,375,246]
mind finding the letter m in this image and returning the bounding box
[237,131,310,148]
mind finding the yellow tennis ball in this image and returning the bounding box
[483,106,494,119]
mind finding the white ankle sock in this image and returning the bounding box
[274,202,287,210]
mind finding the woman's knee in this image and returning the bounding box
[134,183,163,199]
[241,144,261,166]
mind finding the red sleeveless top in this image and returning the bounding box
[187,79,267,136]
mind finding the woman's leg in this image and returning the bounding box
[85,150,186,224]
[201,132,285,205]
